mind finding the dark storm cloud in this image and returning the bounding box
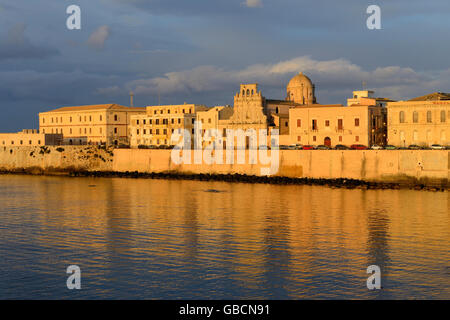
[0,23,59,61]
[110,0,450,29]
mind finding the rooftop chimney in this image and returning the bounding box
[130,91,134,107]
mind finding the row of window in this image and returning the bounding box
[135,118,194,125]
[399,130,446,141]
[2,140,41,145]
[296,118,360,130]
[151,108,192,115]
[42,127,119,134]
[42,114,119,124]
[398,110,447,124]
[136,139,169,145]
[136,128,202,136]
[135,128,229,137]
[241,89,255,96]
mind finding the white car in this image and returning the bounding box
[430,144,446,150]
[370,145,383,150]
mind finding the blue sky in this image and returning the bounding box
[1,0,450,130]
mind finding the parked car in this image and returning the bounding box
[294,144,303,150]
[287,144,297,150]
[279,145,289,150]
[302,145,315,150]
[350,144,368,150]
[384,145,397,150]
[370,145,383,150]
[316,145,331,150]
[334,144,350,150]
[430,144,446,150]
[408,144,421,150]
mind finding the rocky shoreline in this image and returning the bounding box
[0,168,448,192]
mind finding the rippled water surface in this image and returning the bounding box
[0,175,449,299]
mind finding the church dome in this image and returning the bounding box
[286,72,316,105]
[287,72,313,89]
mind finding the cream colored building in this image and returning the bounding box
[289,104,386,147]
[387,92,450,147]
[347,90,394,108]
[0,129,62,147]
[196,106,233,148]
[39,104,145,146]
[130,104,210,147]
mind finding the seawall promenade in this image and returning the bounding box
[0,146,448,189]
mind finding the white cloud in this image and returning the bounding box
[87,25,110,50]
[242,0,263,8]
[94,55,450,103]
[123,56,430,98]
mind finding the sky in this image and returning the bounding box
[1,0,450,131]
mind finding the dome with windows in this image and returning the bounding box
[287,72,313,88]
[286,72,316,105]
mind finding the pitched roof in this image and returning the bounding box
[409,92,450,101]
[42,104,146,113]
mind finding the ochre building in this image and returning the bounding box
[129,104,211,147]
[0,129,62,147]
[387,92,450,147]
[289,103,386,147]
[39,104,145,146]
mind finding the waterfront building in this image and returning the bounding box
[129,104,210,147]
[387,92,450,147]
[289,103,386,147]
[39,104,145,146]
[196,106,233,148]
[0,129,62,146]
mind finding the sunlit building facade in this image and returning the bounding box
[39,104,145,146]
[387,92,450,147]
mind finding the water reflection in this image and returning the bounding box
[0,175,448,299]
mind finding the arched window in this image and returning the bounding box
[413,111,418,123]
[399,111,405,123]
[276,107,279,114]
[246,89,250,95]
[251,90,254,95]
[427,111,432,123]
[440,110,446,122]
[242,90,245,95]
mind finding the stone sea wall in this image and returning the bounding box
[112,149,449,187]
[0,146,448,188]
[0,145,113,173]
